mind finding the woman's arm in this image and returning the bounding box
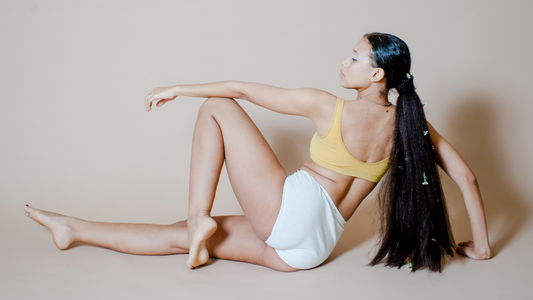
[427,122,492,260]
[145,80,335,119]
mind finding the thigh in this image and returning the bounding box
[207,216,298,272]
[202,98,287,240]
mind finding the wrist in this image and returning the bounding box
[172,85,181,97]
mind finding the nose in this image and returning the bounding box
[342,56,350,67]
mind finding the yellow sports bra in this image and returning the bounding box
[310,97,390,183]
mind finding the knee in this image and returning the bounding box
[199,97,238,115]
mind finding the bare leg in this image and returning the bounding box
[25,98,291,270]
[24,206,297,271]
[24,205,188,255]
[186,98,287,268]
[186,98,224,268]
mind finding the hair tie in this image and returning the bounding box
[398,73,413,87]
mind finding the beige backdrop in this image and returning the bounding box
[1,1,532,299]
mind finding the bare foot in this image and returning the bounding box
[187,215,218,269]
[24,205,75,250]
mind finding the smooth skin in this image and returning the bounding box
[25,37,491,272]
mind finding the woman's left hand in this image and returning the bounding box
[456,240,492,260]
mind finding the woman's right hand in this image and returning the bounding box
[456,240,492,260]
[145,86,179,112]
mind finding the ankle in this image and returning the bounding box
[63,217,80,243]
[187,211,211,223]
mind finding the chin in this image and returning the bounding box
[339,80,348,89]
[339,82,354,90]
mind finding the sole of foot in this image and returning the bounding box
[187,216,218,269]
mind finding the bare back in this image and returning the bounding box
[341,99,395,163]
[302,97,395,221]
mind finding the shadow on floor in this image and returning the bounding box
[442,94,530,256]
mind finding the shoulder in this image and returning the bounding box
[304,92,340,134]
[280,88,337,120]
[280,87,337,120]
[304,90,337,119]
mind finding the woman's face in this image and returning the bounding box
[339,37,379,90]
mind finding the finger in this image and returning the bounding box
[156,99,167,107]
[145,95,151,111]
[458,240,472,247]
[146,96,156,112]
[145,90,159,111]
[461,246,473,258]
[145,92,153,102]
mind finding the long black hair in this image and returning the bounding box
[365,32,455,272]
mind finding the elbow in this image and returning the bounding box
[466,170,478,186]
[457,168,478,188]
[232,81,248,100]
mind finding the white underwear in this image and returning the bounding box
[265,170,346,269]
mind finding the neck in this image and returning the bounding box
[356,90,389,105]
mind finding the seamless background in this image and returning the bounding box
[1,1,532,299]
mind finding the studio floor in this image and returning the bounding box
[2,198,531,300]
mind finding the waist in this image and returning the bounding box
[300,158,376,221]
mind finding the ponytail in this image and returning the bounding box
[364,33,455,272]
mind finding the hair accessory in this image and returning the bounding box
[406,73,412,79]
[407,260,412,268]
[422,103,427,106]
[424,131,428,136]
[422,172,429,185]
[431,238,437,242]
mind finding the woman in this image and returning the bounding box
[24,32,491,272]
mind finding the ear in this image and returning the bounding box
[371,68,385,82]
